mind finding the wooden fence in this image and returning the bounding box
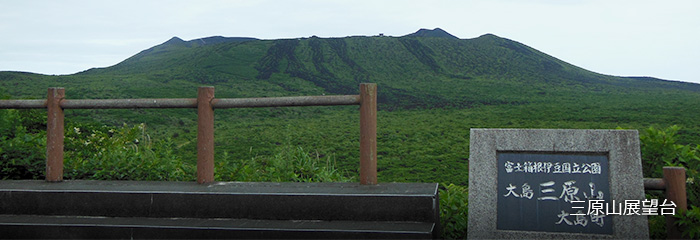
[644,167,688,239]
[0,83,378,184]
[0,82,691,237]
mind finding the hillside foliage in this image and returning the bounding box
[2,29,700,237]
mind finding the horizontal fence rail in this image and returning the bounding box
[0,96,361,109]
[62,99,199,109]
[0,99,46,109]
[0,84,378,185]
[212,95,360,108]
[643,178,666,191]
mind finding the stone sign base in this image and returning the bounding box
[468,129,648,239]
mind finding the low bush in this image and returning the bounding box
[640,125,700,238]
[439,183,468,239]
[215,145,353,182]
[0,109,46,180]
[63,123,191,181]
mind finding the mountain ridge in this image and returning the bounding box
[2,28,699,106]
[404,28,459,39]
[96,29,697,91]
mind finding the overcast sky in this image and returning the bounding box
[1,0,698,83]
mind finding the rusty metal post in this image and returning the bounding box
[197,87,215,184]
[359,83,377,185]
[663,166,687,239]
[46,88,65,182]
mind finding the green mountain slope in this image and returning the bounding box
[2,28,700,184]
[4,28,699,106]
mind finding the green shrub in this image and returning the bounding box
[439,183,468,239]
[215,145,353,182]
[676,206,700,239]
[0,109,46,180]
[63,123,192,181]
[640,125,699,204]
[640,125,700,238]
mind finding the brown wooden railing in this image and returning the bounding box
[0,83,378,185]
[643,167,688,239]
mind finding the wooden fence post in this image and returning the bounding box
[197,87,215,184]
[46,88,65,182]
[663,166,687,239]
[359,83,377,185]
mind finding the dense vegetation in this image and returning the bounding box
[2,28,700,237]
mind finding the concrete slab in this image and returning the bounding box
[0,214,435,239]
[0,181,439,222]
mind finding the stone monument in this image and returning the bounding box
[468,129,648,239]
